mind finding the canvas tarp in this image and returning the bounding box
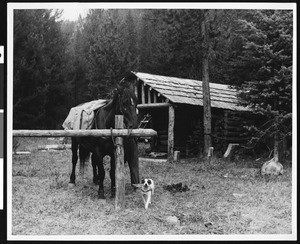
[62,99,107,130]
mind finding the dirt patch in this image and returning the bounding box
[163,182,190,194]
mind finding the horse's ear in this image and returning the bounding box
[116,84,123,93]
[111,87,118,100]
[119,78,125,84]
[119,77,132,90]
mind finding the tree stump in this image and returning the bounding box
[174,151,180,163]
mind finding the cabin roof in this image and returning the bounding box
[132,71,248,111]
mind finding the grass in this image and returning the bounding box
[11,137,293,236]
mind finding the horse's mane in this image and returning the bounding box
[120,86,138,104]
[98,84,137,114]
[110,84,137,104]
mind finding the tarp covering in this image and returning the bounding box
[62,99,107,130]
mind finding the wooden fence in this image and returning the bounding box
[13,115,157,210]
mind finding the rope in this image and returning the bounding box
[141,188,153,193]
[110,127,117,147]
[127,128,133,138]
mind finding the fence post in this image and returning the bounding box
[114,115,125,210]
[168,104,175,162]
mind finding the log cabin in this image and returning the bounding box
[124,71,252,159]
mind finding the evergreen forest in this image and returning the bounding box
[13,8,293,156]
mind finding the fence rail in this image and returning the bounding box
[13,129,157,137]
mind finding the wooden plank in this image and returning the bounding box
[134,85,138,99]
[114,115,125,210]
[147,88,151,103]
[153,92,157,103]
[224,131,243,137]
[141,82,145,104]
[224,125,245,131]
[223,143,239,159]
[224,137,250,142]
[159,135,168,140]
[139,157,167,163]
[224,110,229,131]
[37,144,71,150]
[137,103,170,109]
[207,146,214,164]
[168,105,175,162]
[13,129,157,137]
[174,151,180,163]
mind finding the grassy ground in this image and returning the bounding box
[11,137,293,236]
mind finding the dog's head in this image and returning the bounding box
[141,179,154,189]
[133,178,154,190]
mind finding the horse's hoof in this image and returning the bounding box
[98,189,105,199]
[68,183,76,188]
[93,179,100,185]
[98,193,105,199]
[110,191,116,198]
[110,187,116,198]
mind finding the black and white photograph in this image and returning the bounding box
[5,2,297,241]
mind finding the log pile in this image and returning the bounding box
[38,144,71,151]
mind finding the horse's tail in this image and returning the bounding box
[79,144,90,176]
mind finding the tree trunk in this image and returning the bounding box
[273,114,279,163]
[201,12,212,160]
[202,57,212,159]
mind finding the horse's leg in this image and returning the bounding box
[92,148,105,199]
[79,144,86,176]
[91,153,99,185]
[109,152,116,198]
[70,138,78,185]
[125,139,140,187]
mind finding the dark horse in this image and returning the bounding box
[69,82,139,199]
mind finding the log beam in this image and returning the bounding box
[147,88,151,103]
[137,103,170,109]
[134,85,138,98]
[13,129,157,137]
[153,92,157,103]
[141,82,145,104]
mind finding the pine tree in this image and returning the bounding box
[76,9,140,100]
[231,10,293,160]
[158,9,235,158]
[14,9,71,129]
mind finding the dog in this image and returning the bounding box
[133,178,154,210]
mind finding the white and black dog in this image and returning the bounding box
[133,179,155,210]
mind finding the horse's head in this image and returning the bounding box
[113,84,138,129]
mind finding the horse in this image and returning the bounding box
[69,82,139,199]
